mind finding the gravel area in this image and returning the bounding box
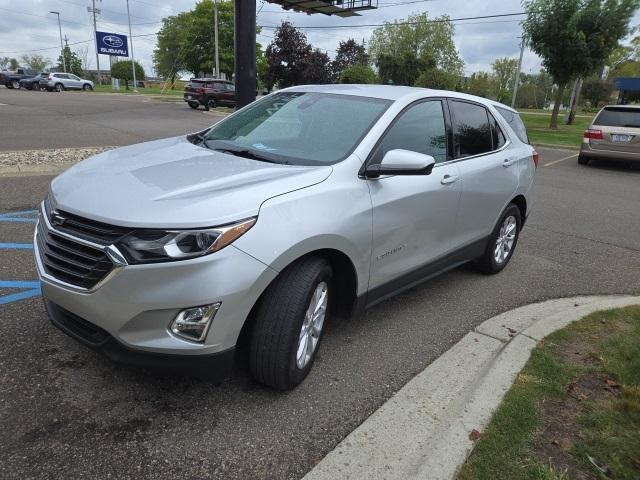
[0,146,114,168]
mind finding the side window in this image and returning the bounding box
[378,101,447,163]
[449,101,493,157]
[489,113,506,150]
[69,74,80,81]
[495,107,529,144]
[213,82,225,90]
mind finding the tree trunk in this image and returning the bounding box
[549,83,566,130]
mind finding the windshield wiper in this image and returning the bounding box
[203,139,287,164]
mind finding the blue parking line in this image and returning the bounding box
[0,243,33,249]
[0,280,41,306]
[0,210,38,223]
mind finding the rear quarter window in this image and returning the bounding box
[593,107,640,128]
[495,107,529,144]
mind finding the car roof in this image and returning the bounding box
[601,104,640,110]
[282,84,516,110]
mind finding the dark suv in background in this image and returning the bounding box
[184,78,236,110]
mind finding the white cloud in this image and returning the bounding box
[1,0,638,78]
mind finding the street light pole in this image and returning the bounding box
[214,0,220,78]
[126,0,138,92]
[50,12,67,73]
[511,38,525,108]
[89,0,101,85]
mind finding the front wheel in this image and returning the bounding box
[250,257,332,390]
[83,84,93,91]
[187,101,199,109]
[204,98,216,111]
[11,80,19,89]
[475,204,521,274]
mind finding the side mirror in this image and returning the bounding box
[364,149,436,178]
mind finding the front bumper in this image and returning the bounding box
[45,300,235,381]
[34,209,278,364]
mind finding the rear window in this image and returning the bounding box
[593,107,640,128]
[495,107,529,144]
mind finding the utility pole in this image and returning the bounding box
[234,0,256,108]
[125,0,138,92]
[50,11,66,73]
[214,0,220,78]
[511,38,525,108]
[89,1,101,85]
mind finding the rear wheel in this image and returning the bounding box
[578,155,590,165]
[250,257,332,390]
[187,101,199,109]
[11,80,19,89]
[204,98,216,111]
[55,83,64,92]
[475,204,521,274]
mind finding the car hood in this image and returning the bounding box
[50,136,333,228]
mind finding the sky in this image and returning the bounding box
[0,0,638,78]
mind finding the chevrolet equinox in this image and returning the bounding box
[34,85,537,390]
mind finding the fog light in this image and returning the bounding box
[170,303,220,343]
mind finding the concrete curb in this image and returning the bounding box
[303,294,640,480]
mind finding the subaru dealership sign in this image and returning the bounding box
[96,31,129,57]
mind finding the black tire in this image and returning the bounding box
[475,204,522,274]
[204,98,216,111]
[11,80,19,89]
[250,257,332,390]
[577,155,590,165]
[187,101,199,109]
[83,84,92,91]
[55,83,64,92]
[31,84,39,91]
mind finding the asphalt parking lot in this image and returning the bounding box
[1,89,639,479]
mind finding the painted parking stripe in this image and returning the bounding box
[0,209,38,223]
[543,153,578,167]
[0,243,33,249]
[0,280,41,305]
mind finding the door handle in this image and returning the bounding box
[502,158,517,167]
[441,174,459,185]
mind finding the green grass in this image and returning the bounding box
[458,306,640,480]
[92,84,184,96]
[520,112,593,148]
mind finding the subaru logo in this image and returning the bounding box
[51,211,66,226]
[103,35,124,48]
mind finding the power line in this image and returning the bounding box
[259,12,526,29]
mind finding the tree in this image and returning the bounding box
[523,0,639,129]
[414,68,459,90]
[21,54,50,72]
[463,72,497,99]
[300,49,332,84]
[492,57,518,103]
[266,21,312,88]
[111,60,145,89]
[332,39,368,80]
[9,58,19,70]
[56,46,83,76]
[340,64,377,84]
[153,12,191,87]
[368,12,464,86]
[0,57,11,70]
[581,77,614,106]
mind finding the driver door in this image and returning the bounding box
[366,100,462,298]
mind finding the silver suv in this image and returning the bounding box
[42,72,94,92]
[34,85,537,390]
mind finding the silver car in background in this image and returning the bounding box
[34,85,537,390]
[41,72,94,92]
[579,104,640,165]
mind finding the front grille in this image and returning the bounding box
[37,217,114,289]
[44,199,131,244]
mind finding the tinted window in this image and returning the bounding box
[495,107,529,143]
[489,113,506,150]
[205,92,391,165]
[593,107,640,127]
[450,101,492,157]
[378,101,447,163]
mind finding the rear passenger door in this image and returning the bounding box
[447,99,519,249]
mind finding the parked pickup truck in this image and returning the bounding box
[0,69,38,89]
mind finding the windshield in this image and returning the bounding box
[203,92,392,165]
[594,107,640,128]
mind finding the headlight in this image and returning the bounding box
[117,217,256,264]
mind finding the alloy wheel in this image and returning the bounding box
[296,281,328,369]
[494,215,517,264]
